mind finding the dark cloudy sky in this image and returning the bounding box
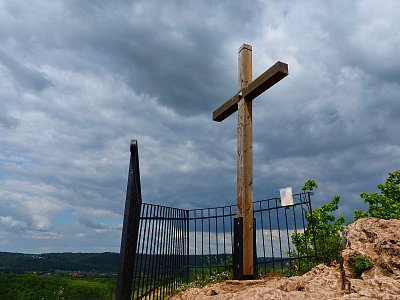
[0,0,399,253]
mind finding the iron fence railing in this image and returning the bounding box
[131,203,188,300]
[187,204,236,280]
[186,192,316,279]
[116,141,317,300]
[253,192,316,274]
[119,193,315,299]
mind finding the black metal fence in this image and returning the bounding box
[187,192,316,280]
[253,192,316,274]
[116,141,317,300]
[129,203,188,300]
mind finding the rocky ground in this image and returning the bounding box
[170,218,400,300]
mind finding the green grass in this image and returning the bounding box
[0,273,116,300]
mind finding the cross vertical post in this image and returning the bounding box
[237,44,254,276]
[212,43,288,279]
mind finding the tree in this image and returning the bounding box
[356,170,400,220]
[292,180,345,265]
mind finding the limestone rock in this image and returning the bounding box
[341,218,400,299]
[342,218,400,280]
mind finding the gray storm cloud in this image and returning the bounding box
[0,0,399,253]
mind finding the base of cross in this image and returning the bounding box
[233,217,258,280]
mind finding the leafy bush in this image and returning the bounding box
[349,255,373,277]
[301,179,318,191]
[356,170,400,220]
[292,180,345,265]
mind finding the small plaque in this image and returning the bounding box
[280,187,294,206]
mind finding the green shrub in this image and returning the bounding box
[292,181,345,265]
[349,255,373,277]
[356,170,400,220]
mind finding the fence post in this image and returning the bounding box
[307,191,318,259]
[116,140,143,300]
[233,218,243,279]
[233,218,257,280]
[186,210,190,283]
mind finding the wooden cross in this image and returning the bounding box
[213,44,288,276]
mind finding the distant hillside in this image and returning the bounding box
[0,252,119,273]
[0,252,284,274]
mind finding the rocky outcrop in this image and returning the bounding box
[170,218,400,300]
[342,217,400,299]
[170,265,345,300]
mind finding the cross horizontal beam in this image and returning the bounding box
[212,61,288,122]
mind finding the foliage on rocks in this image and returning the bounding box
[294,170,400,266]
[292,180,345,265]
[355,170,400,220]
[348,255,373,277]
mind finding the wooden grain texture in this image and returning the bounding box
[212,44,289,277]
[237,44,254,276]
[242,61,288,101]
[212,92,241,122]
[212,61,288,122]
